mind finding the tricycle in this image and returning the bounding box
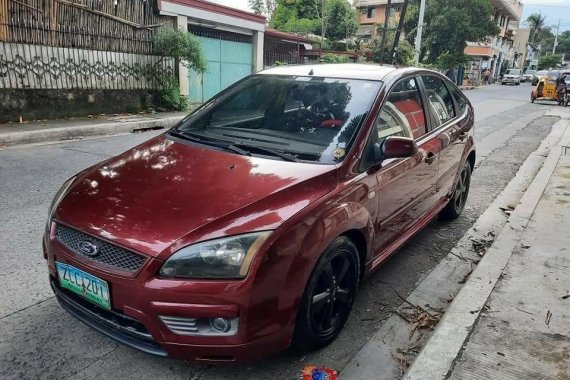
[531,70,560,104]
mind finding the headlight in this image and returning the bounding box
[160,232,272,279]
[47,176,76,226]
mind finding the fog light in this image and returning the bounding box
[210,317,231,332]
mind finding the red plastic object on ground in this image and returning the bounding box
[301,365,338,380]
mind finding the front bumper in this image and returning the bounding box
[502,77,520,84]
[45,231,294,363]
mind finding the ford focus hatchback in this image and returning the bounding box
[44,64,475,363]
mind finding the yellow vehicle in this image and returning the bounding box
[531,70,560,103]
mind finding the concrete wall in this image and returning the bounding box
[0,89,156,123]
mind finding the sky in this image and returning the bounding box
[211,0,570,32]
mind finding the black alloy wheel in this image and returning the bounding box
[440,161,472,220]
[292,237,360,351]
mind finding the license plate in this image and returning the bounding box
[56,262,111,310]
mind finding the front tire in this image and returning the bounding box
[292,237,360,352]
[440,161,472,221]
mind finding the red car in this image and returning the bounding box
[44,64,474,363]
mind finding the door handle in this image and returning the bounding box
[458,132,468,141]
[425,152,437,164]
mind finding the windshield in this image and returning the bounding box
[546,71,560,80]
[506,69,521,75]
[175,75,381,164]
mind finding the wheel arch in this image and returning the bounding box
[341,229,368,281]
[467,150,476,171]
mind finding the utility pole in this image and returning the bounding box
[553,19,560,54]
[414,0,426,65]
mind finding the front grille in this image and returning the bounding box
[56,224,146,273]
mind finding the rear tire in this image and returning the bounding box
[292,237,360,352]
[440,161,472,221]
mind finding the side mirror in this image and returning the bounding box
[374,136,418,161]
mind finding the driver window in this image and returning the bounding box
[376,77,426,140]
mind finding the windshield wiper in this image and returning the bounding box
[171,130,301,162]
[231,143,301,162]
[169,130,251,156]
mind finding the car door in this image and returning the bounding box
[369,76,441,258]
[419,75,469,203]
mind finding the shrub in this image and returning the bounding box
[152,28,207,111]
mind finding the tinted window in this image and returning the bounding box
[421,76,456,126]
[177,75,381,164]
[449,86,467,115]
[376,77,426,140]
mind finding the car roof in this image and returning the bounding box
[259,63,398,81]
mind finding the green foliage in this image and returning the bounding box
[324,0,358,41]
[249,0,276,18]
[557,31,570,55]
[403,0,499,65]
[372,31,415,66]
[152,28,207,111]
[436,52,468,70]
[321,54,350,63]
[538,54,562,69]
[270,0,358,41]
[525,13,547,46]
[155,75,189,112]
[154,28,207,73]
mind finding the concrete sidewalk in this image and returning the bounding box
[404,116,570,379]
[0,111,186,148]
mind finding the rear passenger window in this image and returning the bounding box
[421,76,456,126]
[376,77,427,140]
[449,86,467,115]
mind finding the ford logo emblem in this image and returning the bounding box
[78,241,99,257]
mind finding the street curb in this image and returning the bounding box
[403,118,570,380]
[339,112,562,380]
[0,116,185,148]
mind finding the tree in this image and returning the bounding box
[270,0,358,41]
[249,0,276,20]
[538,54,562,69]
[556,31,570,56]
[271,0,320,35]
[525,13,546,45]
[153,28,207,111]
[403,0,499,66]
[325,0,358,41]
[373,31,414,65]
[249,0,265,15]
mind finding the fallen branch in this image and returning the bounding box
[378,281,438,319]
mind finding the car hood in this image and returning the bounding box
[55,135,337,257]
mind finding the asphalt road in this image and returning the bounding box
[0,83,558,379]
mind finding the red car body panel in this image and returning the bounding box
[45,66,475,363]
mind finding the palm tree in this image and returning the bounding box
[526,13,546,45]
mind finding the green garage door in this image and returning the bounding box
[189,27,253,104]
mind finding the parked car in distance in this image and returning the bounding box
[44,64,475,364]
[522,69,536,83]
[502,68,522,85]
[532,70,547,86]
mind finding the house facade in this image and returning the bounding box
[464,0,524,84]
[353,0,404,43]
[157,0,266,104]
